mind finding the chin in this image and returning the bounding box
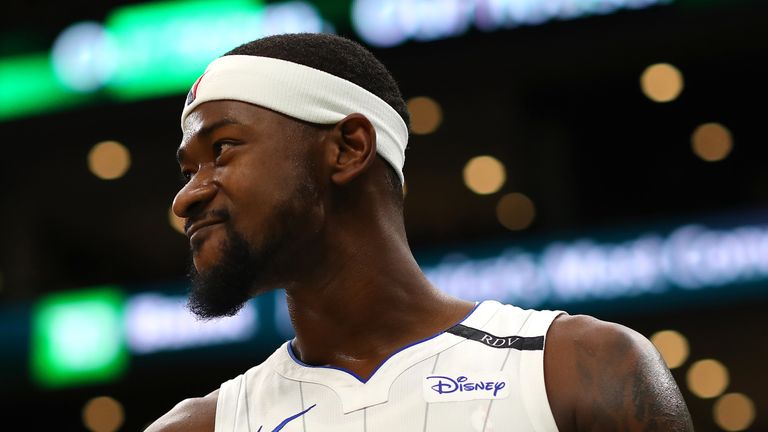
[186,228,264,319]
[191,252,217,275]
[190,233,228,272]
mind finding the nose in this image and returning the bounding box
[172,167,217,220]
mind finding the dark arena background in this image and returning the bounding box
[1,1,767,430]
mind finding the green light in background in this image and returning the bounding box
[0,54,91,121]
[31,286,127,388]
[105,0,265,100]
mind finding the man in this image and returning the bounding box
[146,33,694,431]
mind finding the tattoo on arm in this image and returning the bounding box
[575,326,695,432]
[629,347,695,431]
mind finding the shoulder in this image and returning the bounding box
[546,313,648,358]
[543,313,693,432]
[143,389,218,432]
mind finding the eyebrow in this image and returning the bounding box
[177,117,243,164]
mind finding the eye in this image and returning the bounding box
[213,140,235,159]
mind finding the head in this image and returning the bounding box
[172,33,410,319]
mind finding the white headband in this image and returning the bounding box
[181,55,409,184]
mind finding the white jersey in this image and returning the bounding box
[215,300,564,432]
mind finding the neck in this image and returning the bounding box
[284,218,473,380]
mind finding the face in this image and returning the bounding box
[173,100,326,318]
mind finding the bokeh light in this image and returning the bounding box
[640,63,684,102]
[687,358,729,399]
[82,396,124,432]
[407,96,443,135]
[51,21,115,92]
[650,330,689,369]
[714,393,756,431]
[691,122,733,162]
[463,155,506,195]
[87,141,131,180]
[496,192,536,230]
[168,207,185,235]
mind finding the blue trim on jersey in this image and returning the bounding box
[285,300,484,383]
[266,403,316,432]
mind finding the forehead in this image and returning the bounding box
[177,100,319,163]
[182,100,265,142]
[177,101,271,164]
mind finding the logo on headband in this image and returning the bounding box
[185,72,208,106]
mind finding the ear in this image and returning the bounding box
[328,113,377,186]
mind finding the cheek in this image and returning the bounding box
[222,151,288,195]
[221,147,321,232]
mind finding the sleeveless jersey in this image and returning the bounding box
[215,300,564,432]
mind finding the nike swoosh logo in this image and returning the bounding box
[256,404,317,432]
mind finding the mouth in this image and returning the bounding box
[186,219,225,241]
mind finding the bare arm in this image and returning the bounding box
[143,389,218,432]
[545,314,694,432]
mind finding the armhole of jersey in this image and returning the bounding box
[215,375,244,432]
[518,310,564,432]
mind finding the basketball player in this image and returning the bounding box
[145,33,694,431]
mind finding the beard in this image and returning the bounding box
[186,224,266,320]
[185,167,321,320]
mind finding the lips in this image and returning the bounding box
[186,219,225,240]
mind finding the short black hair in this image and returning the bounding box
[224,33,408,204]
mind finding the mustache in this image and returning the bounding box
[184,208,231,233]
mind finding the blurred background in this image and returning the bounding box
[1,0,766,430]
